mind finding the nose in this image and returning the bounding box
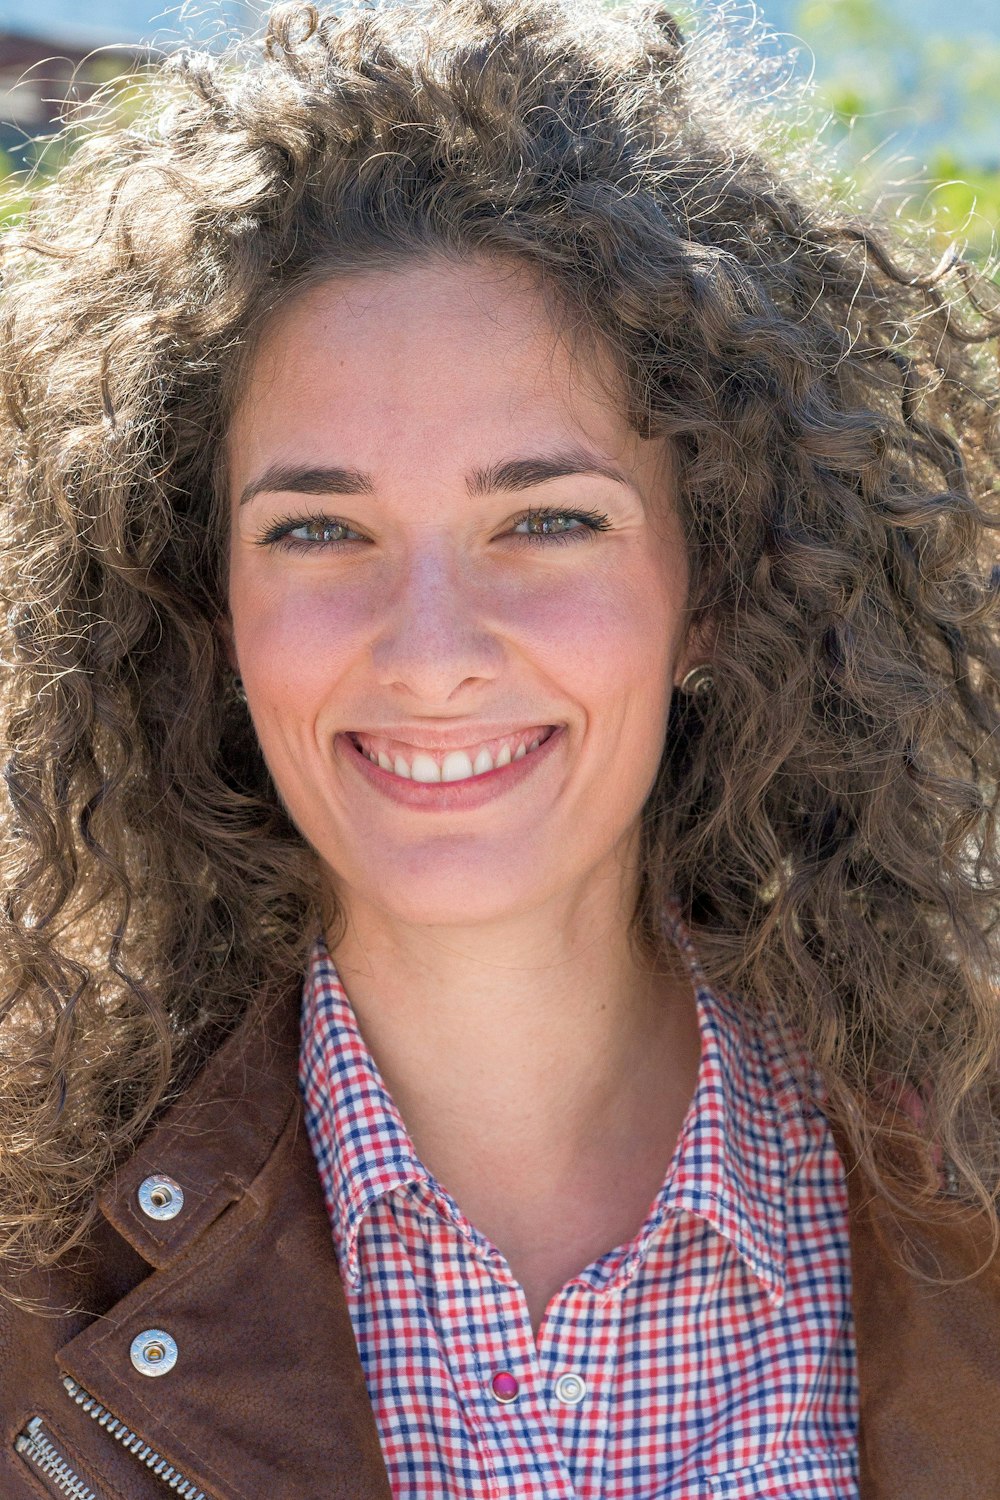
[369,536,504,702]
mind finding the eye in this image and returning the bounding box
[256,514,364,550]
[510,507,612,545]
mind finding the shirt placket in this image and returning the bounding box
[534,1280,621,1500]
[407,1179,581,1500]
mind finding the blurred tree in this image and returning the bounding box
[776,0,1000,260]
[0,145,31,224]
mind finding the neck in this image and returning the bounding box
[323,879,700,1224]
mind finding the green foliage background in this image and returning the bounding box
[777,0,1000,261]
[666,0,1000,264]
[0,55,126,223]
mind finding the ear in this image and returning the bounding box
[673,612,717,691]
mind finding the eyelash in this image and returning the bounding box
[256,506,613,552]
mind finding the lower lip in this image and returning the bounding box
[338,727,564,811]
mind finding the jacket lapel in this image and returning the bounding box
[55,985,393,1500]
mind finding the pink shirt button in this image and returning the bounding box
[490,1370,519,1403]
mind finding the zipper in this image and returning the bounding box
[15,1378,206,1500]
[15,1418,97,1499]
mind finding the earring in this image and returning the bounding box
[678,664,715,697]
[230,672,248,704]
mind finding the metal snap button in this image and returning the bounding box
[554,1371,586,1404]
[130,1329,178,1377]
[137,1174,184,1221]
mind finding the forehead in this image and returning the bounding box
[226,256,643,476]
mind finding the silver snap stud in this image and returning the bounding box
[130,1329,178,1377]
[137,1174,184,1222]
[554,1371,586,1405]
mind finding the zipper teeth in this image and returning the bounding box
[61,1377,207,1500]
[16,1417,97,1500]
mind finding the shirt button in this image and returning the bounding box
[130,1329,178,1377]
[490,1370,519,1403]
[137,1175,185,1221]
[554,1371,586,1404]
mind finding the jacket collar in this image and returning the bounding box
[96,986,303,1270]
[829,1113,1000,1498]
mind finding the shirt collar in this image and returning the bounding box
[651,897,790,1306]
[300,900,797,1305]
[299,942,428,1286]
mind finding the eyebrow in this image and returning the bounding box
[238,463,374,508]
[237,447,632,508]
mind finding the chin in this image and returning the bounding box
[328,852,553,929]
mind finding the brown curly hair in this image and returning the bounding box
[1,0,999,1276]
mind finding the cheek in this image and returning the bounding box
[228,569,371,704]
[515,560,677,700]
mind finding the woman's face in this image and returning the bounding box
[226,258,696,930]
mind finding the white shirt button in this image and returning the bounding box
[554,1371,586,1404]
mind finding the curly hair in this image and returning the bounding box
[1,0,999,1276]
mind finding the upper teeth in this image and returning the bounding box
[356,732,547,783]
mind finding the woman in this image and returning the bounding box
[1,1,999,1496]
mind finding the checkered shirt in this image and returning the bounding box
[299,900,859,1499]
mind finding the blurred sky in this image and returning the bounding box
[758,0,995,32]
[1,0,998,167]
[0,0,259,48]
[755,0,1000,171]
[2,0,995,50]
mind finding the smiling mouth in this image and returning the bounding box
[346,727,557,783]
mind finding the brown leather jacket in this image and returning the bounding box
[3,986,999,1500]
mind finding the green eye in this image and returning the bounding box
[511,508,612,544]
[288,519,353,544]
[516,513,585,536]
[257,514,362,549]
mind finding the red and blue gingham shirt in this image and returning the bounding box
[300,900,859,1498]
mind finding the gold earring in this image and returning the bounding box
[678,664,714,697]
